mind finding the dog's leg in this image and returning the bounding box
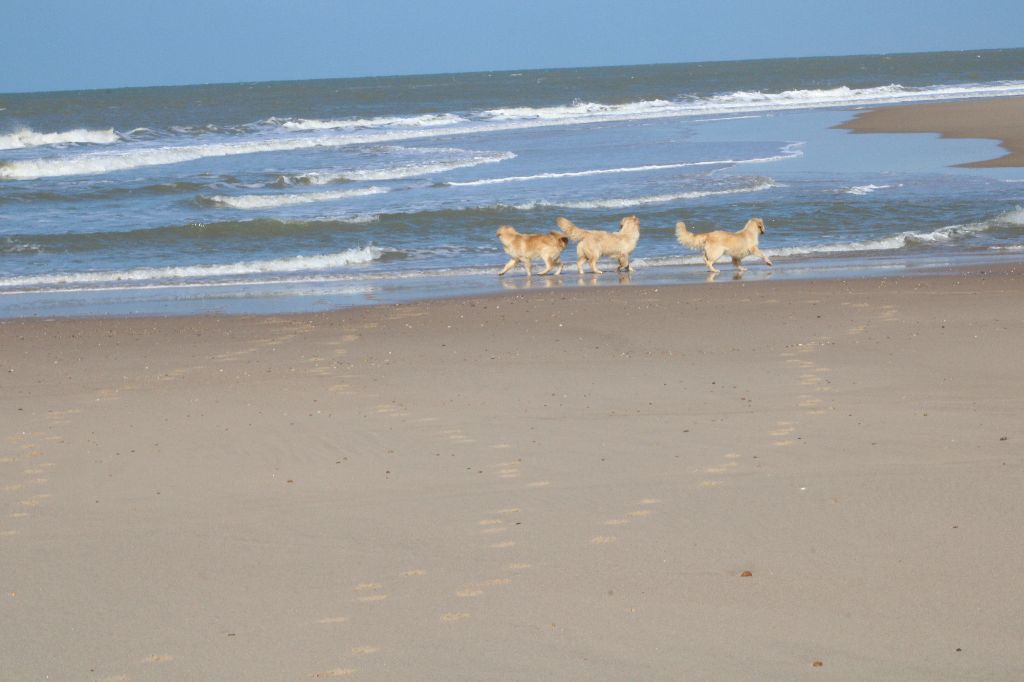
[732,257,747,272]
[538,257,553,275]
[589,255,603,274]
[523,258,533,277]
[553,257,563,276]
[703,250,719,273]
[498,258,517,276]
[754,248,773,267]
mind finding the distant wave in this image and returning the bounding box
[0,127,119,150]
[7,80,1022,180]
[270,113,466,131]
[845,184,894,195]
[477,81,1024,123]
[202,186,387,210]
[0,245,385,290]
[0,135,372,180]
[448,148,801,187]
[514,181,776,210]
[283,151,515,185]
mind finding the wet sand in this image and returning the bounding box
[2,266,1023,680]
[838,96,1024,167]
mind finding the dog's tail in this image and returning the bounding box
[556,216,590,242]
[549,231,570,248]
[674,221,706,250]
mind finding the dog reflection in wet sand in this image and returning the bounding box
[496,225,569,276]
[556,215,640,274]
[675,217,772,273]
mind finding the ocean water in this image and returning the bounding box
[2,49,1023,317]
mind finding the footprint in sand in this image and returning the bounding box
[440,612,471,622]
[311,667,356,678]
[354,582,387,602]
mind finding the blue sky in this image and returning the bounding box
[2,0,1021,93]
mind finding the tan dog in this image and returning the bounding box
[556,215,640,274]
[496,225,569,276]
[675,217,772,273]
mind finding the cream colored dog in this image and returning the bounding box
[556,215,640,274]
[496,225,569,276]
[675,217,772,273]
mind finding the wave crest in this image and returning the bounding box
[0,245,385,290]
[0,127,119,150]
[201,186,387,210]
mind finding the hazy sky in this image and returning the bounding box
[2,0,1021,93]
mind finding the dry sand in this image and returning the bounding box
[2,267,1023,680]
[838,96,1024,167]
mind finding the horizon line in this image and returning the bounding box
[2,45,1022,97]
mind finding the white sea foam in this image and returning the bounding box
[995,206,1024,225]
[0,245,385,290]
[766,220,999,258]
[449,149,801,187]
[8,79,1021,180]
[0,127,119,150]
[205,186,387,210]
[845,184,894,195]
[475,81,1024,123]
[515,181,776,210]
[272,113,467,131]
[290,151,515,185]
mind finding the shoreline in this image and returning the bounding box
[837,95,1024,167]
[4,252,1023,321]
[3,266,1023,679]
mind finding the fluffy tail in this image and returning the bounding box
[549,232,570,247]
[556,216,590,242]
[674,221,706,250]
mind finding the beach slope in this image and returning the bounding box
[2,270,1023,679]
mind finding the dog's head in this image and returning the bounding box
[496,225,516,240]
[749,217,765,234]
[620,215,640,233]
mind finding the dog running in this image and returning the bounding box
[675,217,772,273]
[555,215,640,274]
[495,225,569,276]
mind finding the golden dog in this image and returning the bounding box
[675,217,772,273]
[496,225,569,276]
[556,215,640,274]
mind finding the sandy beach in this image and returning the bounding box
[838,96,1024,167]
[2,264,1023,680]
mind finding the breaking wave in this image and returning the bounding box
[282,151,515,185]
[0,245,386,290]
[514,181,776,210]
[0,127,119,150]
[202,186,387,210]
